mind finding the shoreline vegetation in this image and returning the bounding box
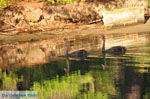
[0,0,149,8]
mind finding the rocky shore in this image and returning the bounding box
[0,0,150,67]
[0,0,149,33]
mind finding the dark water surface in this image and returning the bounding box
[0,33,150,99]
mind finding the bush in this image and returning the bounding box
[148,0,150,8]
[0,0,7,8]
[0,0,83,8]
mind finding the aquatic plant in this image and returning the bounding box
[79,92,108,99]
[30,69,116,99]
[144,93,150,99]
[0,69,23,90]
[31,71,96,99]
[92,70,117,95]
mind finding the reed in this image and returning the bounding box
[0,69,23,90]
[31,71,108,99]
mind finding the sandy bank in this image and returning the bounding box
[0,19,150,45]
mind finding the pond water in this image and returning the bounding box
[0,33,150,99]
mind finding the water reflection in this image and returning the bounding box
[0,32,149,67]
[101,34,126,56]
[123,66,146,99]
[64,38,88,60]
[64,56,70,73]
[0,32,150,99]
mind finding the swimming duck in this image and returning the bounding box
[64,38,88,60]
[100,35,126,55]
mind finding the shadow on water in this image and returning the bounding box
[0,32,150,98]
[144,15,150,24]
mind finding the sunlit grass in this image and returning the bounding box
[0,0,7,8]
[144,93,150,99]
[31,71,93,99]
[92,70,117,95]
[78,91,108,99]
[31,71,110,99]
[148,0,150,8]
[0,69,23,90]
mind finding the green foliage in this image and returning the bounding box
[148,0,150,8]
[31,71,95,99]
[0,69,23,90]
[144,93,150,99]
[93,70,117,96]
[81,92,108,99]
[59,0,75,4]
[0,0,7,8]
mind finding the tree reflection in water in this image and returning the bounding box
[0,39,150,99]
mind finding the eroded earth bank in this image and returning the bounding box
[0,0,150,67]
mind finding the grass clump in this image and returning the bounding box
[31,71,94,99]
[0,0,7,8]
[0,69,23,90]
[148,0,150,8]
